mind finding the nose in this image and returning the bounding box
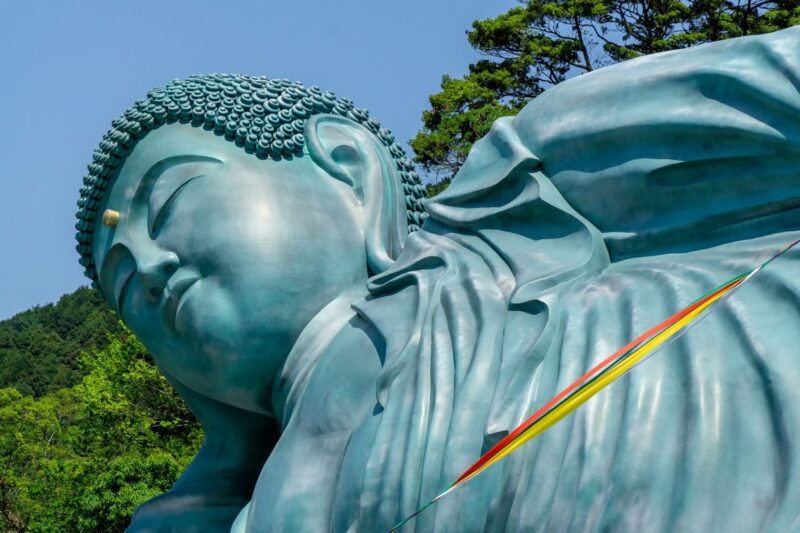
[136,245,180,303]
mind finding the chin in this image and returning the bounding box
[179,330,276,414]
[203,362,274,414]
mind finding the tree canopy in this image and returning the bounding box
[0,328,202,532]
[0,287,122,397]
[414,0,800,191]
[0,290,201,532]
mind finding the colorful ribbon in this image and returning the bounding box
[389,237,800,532]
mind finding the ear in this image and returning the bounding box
[306,114,407,274]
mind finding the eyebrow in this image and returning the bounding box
[140,154,223,189]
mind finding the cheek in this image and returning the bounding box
[177,278,244,362]
[156,188,264,274]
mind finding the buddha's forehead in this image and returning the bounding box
[117,123,238,175]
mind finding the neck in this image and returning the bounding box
[270,291,364,429]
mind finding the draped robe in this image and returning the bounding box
[243,27,800,532]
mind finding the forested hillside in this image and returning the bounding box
[0,288,122,397]
[0,288,202,532]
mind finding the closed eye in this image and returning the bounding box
[149,176,198,235]
[146,157,221,237]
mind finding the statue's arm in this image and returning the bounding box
[127,373,278,533]
[507,26,800,260]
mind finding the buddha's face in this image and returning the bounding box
[91,123,368,414]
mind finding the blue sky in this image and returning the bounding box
[0,0,517,319]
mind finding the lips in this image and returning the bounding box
[163,269,201,332]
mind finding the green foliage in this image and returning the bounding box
[0,289,202,532]
[0,387,80,532]
[74,332,200,462]
[411,0,800,189]
[425,177,452,198]
[0,287,122,397]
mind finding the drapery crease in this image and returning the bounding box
[324,28,800,532]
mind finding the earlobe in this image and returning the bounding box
[305,114,406,274]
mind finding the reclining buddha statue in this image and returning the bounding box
[75,27,800,532]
